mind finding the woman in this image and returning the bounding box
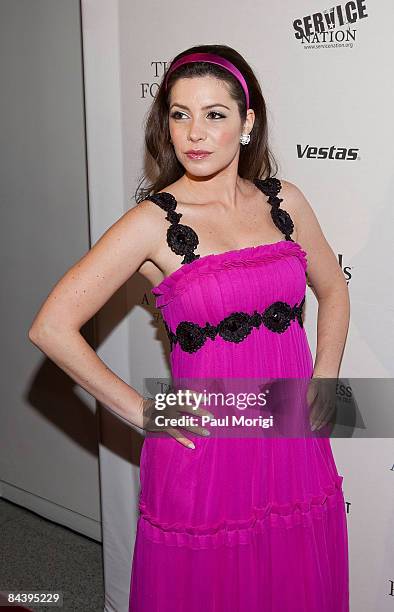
[29,44,350,611]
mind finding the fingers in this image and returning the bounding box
[181,423,211,437]
[315,402,336,430]
[180,403,215,419]
[162,405,212,439]
[173,388,215,419]
[307,379,337,431]
[166,426,196,449]
[310,399,336,430]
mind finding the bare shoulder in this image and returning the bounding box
[129,196,165,224]
[124,197,169,244]
[89,198,160,265]
[279,179,311,217]
[279,178,321,239]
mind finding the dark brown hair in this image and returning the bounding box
[134,43,278,203]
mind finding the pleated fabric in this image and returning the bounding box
[129,240,349,611]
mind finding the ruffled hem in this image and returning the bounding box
[137,474,344,549]
[151,240,308,308]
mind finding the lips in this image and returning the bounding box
[185,151,212,159]
[185,150,212,154]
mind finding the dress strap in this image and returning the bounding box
[147,177,294,264]
[146,192,201,264]
[253,177,295,241]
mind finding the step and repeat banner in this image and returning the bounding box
[82,1,393,610]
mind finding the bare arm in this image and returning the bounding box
[28,200,162,430]
[282,180,350,378]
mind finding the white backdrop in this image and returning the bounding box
[81,1,394,610]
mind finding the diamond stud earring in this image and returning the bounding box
[240,133,250,145]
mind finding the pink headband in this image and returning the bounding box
[164,52,250,109]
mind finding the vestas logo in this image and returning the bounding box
[293,1,369,48]
[297,144,359,161]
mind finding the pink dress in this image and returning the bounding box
[129,177,349,611]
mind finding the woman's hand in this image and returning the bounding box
[307,375,338,432]
[139,392,215,449]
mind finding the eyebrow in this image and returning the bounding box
[169,103,230,111]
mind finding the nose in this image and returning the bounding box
[187,118,206,142]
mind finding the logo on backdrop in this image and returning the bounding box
[141,62,170,99]
[297,145,359,161]
[293,1,369,49]
[338,254,352,284]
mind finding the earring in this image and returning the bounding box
[240,133,250,145]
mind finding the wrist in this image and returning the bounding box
[312,364,339,379]
[312,372,339,379]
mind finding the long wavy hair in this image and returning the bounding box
[134,44,278,204]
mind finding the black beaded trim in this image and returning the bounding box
[146,177,294,264]
[253,177,294,241]
[164,295,305,353]
[146,192,201,264]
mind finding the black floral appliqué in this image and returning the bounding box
[262,301,294,333]
[146,191,201,264]
[165,296,306,353]
[270,207,294,241]
[253,177,295,240]
[176,321,207,353]
[254,177,282,199]
[167,224,201,264]
[218,312,255,343]
[147,191,177,213]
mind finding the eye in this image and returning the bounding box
[207,111,225,119]
[169,110,226,120]
[170,111,187,119]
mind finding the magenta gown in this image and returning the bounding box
[129,177,349,611]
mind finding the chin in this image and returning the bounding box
[183,167,223,181]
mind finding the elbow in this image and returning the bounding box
[28,320,80,348]
[317,284,351,321]
[28,319,59,348]
[318,283,349,304]
[28,324,46,347]
[28,311,46,345]
[28,324,64,358]
[315,272,350,303]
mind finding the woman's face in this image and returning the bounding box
[168,76,254,177]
